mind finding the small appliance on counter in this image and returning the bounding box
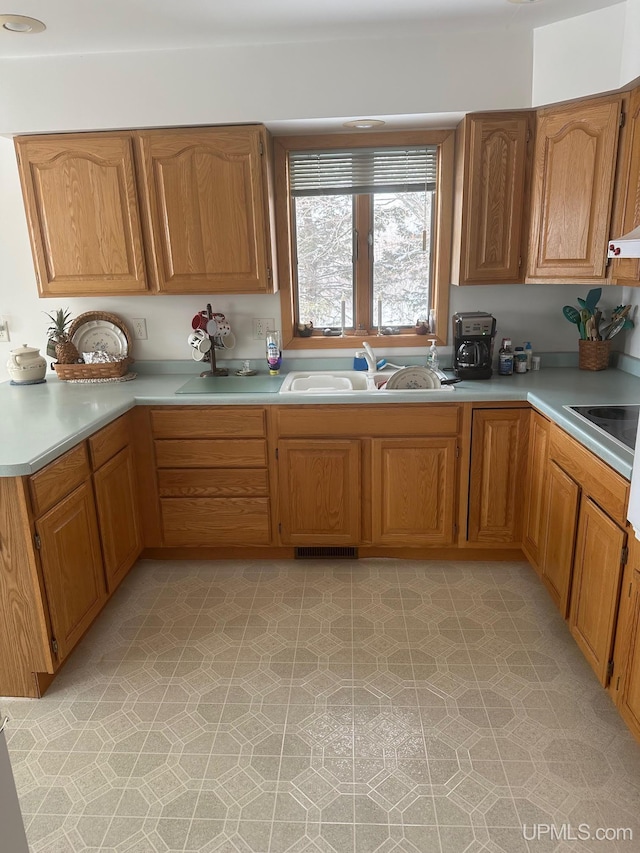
[452,312,497,380]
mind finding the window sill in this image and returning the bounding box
[284,333,441,350]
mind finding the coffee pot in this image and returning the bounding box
[7,344,47,384]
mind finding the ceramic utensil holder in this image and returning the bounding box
[578,339,610,371]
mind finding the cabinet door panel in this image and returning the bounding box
[540,461,580,616]
[528,98,621,280]
[457,114,530,283]
[570,498,626,685]
[136,126,273,293]
[372,438,457,546]
[93,447,142,593]
[278,440,361,545]
[36,482,106,661]
[468,409,530,544]
[522,412,550,569]
[15,133,148,296]
[610,86,640,285]
[619,568,640,741]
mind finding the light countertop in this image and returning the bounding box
[1,365,637,477]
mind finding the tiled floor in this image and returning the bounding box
[3,558,640,853]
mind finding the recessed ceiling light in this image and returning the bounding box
[342,119,386,129]
[0,14,46,33]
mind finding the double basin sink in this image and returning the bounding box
[278,369,448,394]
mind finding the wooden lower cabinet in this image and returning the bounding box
[522,411,550,569]
[278,439,361,545]
[36,481,106,663]
[161,498,271,546]
[613,536,640,743]
[569,497,627,686]
[467,408,530,544]
[540,460,580,617]
[372,438,457,546]
[93,445,142,592]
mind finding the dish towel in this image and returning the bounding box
[627,415,640,538]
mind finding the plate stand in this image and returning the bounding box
[199,303,228,377]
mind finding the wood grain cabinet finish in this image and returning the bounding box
[452,112,531,284]
[610,85,640,285]
[371,438,457,546]
[150,406,272,547]
[15,133,149,296]
[278,439,361,546]
[467,408,530,544]
[614,546,640,743]
[93,446,142,593]
[29,442,91,517]
[35,482,107,663]
[569,497,627,686]
[539,460,580,617]
[527,96,622,282]
[135,126,276,294]
[522,411,550,570]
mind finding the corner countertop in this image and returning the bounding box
[1,366,637,478]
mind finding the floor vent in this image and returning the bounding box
[295,546,359,560]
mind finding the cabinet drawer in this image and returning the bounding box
[30,443,90,517]
[276,405,461,437]
[161,498,271,545]
[158,468,269,497]
[89,413,131,470]
[549,425,629,525]
[155,439,267,468]
[151,407,266,438]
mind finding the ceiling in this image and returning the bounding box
[0,0,623,59]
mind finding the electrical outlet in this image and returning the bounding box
[252,318,275,339]
[0,317,9,342]
[132,318,147,340]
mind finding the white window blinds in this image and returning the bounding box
[289,146,438,196]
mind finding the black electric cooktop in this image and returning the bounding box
[567,404,640,452]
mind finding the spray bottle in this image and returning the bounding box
[266,331,282,375]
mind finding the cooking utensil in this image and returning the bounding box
[563,306,580,325]
[605,316,626,339]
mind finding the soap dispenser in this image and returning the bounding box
[426,338,439,372]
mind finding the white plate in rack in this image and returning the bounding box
[384,366,441,390]
[71,320,128,357]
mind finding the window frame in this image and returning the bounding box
[273,129,455,349]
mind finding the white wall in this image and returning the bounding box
[532,1,640,107]
[0,30,533,135]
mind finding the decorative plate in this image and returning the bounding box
[384,366,441,390]
[71,319,128,357]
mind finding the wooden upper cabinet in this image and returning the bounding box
[527,96,622,282]
[15,132,149,296]
[610,85,640,285]
[135,125,276,294]
[452,112,531,284]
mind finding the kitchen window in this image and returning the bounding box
[273,130,454,349]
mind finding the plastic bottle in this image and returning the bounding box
[426,338,439,372]
[266,331,282,375]
[514,346,527,374]
[524,341,533,371]
[498,338,513,376]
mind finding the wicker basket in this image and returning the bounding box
[53,311,133,381]
[578,339,610,371]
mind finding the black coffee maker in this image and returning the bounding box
[452,312,497,380]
